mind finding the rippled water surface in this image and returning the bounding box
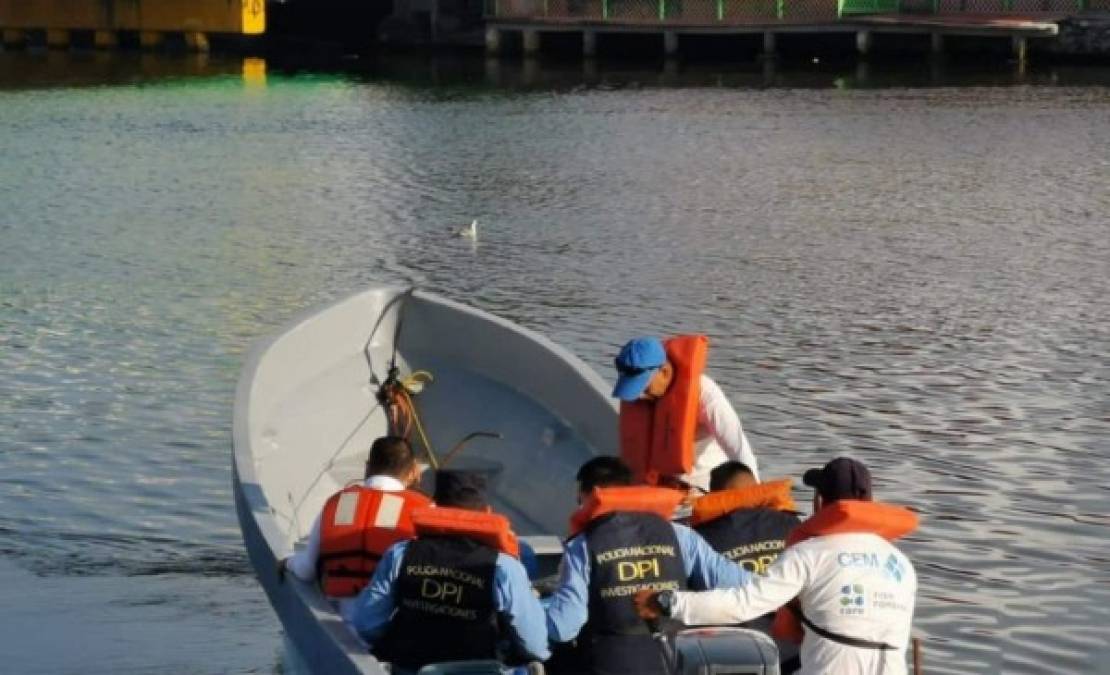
[2,51,1109,673]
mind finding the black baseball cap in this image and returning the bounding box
[803,457,873,502]
[433,469,490,510]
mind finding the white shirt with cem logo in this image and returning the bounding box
[672,532,916,675]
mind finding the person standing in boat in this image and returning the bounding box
[635,457,919,675]
[351,469,549,673]
[612,336,760,496]
[544,456,750,675]
[689,461,803,671]
[278,436,430,620]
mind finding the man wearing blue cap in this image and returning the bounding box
[613,336,760,493]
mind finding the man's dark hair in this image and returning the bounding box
[366,436,416,478]
[576,456,633,493]
[434,470,489,511]
[709,461,754,492]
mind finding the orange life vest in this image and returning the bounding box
[619,335,709,484]
[568,485,685,537]
[770,500,919,643]
[411,506,520,558]
[688,479,797,527]
[318,485,432,597]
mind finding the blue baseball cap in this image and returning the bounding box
[612,337,667,401]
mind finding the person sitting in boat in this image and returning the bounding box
[351,469,550,673]
[279,435,430,620]
[612,335,760,497]
[544,456,751,675]
[635,457,919,675]
[689,460,803,671]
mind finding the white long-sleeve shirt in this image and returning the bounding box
[286,474,407,620]
[683,374,760,491]
[671,532,916,675]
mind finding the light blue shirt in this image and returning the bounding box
[351,540,551,663]
[545,522,751,643]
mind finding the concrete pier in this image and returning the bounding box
[0,0,264,50]
[485,16,1061,61]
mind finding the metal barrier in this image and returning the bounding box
[490,0,1088,19]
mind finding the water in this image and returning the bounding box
[2,50,1109,673]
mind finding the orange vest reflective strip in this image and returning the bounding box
[411,506,520,558]
[619,335,708,483]
[568,485,685,537]
[318,486,432,597]
[689,479,797,527]
[771,500,919,643]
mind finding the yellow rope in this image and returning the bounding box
[398,371,437,469]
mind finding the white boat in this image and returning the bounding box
[232,287,618,674]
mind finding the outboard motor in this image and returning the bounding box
[659,627,781,675]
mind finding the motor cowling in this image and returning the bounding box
[661,627,781,675]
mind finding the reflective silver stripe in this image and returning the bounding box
[373,493,404,530]
[334,491,360,526]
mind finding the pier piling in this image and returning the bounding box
[930,32,944,55]
[522,28,540,55]
[582,30,597,58]
[485,26,501,55]
[93,30,118,49]
[185,31,210,52]
[45,28,69,48]
[763,31,777,58]
[856,30,871,56]
[663,30,679,57]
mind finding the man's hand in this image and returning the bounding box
[634,589,664,621]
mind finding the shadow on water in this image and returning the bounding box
[4,49,1110,93]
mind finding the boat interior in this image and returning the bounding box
[242,288,617,572]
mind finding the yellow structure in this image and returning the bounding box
[0,0,264,49]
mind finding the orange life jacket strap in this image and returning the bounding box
[411,506,520,558]
[568,486,685,537]
[689,479,797,527]
[785,500,918,547]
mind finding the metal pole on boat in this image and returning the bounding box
[441,431,502,466]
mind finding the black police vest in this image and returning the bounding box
[584,512,688,675]
[379,536,499,671]
[695,506,803,667]
[694,508,801,576]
